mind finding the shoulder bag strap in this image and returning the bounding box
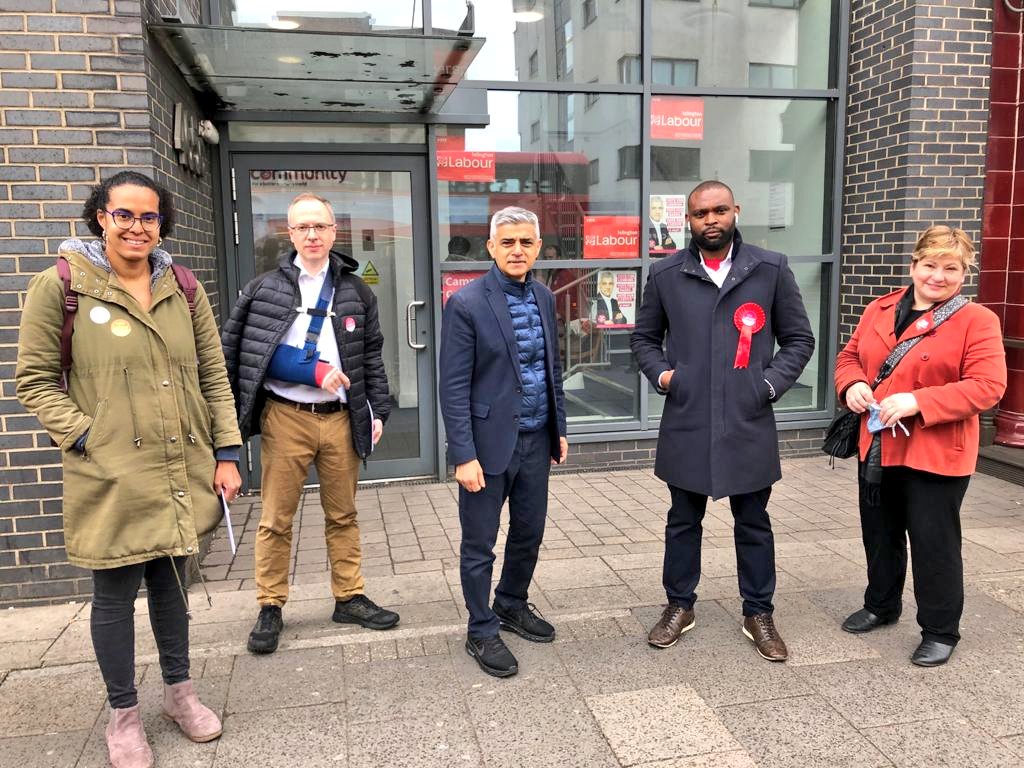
[871,294,969,387]
[56,257,77,392]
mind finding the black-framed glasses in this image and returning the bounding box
[288,223,336,235]
[104,209,163,231]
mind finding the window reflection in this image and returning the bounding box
[652,0,833,89]
[537,267,640,423]
[221,0,422,31]
[432,0,640,84]
[649,98,828,256]
[438,92,642,261]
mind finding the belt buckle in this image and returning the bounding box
[309,401,320,414]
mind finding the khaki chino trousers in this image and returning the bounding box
[256,399,364,606]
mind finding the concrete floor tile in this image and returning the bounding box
[587,684,740,765]
[970,573,1024,614]
[0,730,89,768]
[556,634,695,697]
[0,668,106,737]
[796,658,954,728]
[770,593,880,666]
[962,526,1024,554]
[542,585,636,610]
[345,654,462,724]
[214,704,347,768]
[0,603,83,645]
[1001,734,1024,758]
[863,717,1022,768]
[466,686,619,768]
[348,714,482,768]
[0,640,51,670]
[631,752,757,768]
[227,646,346,713]
[717,695,890,768]
[923,651,1024,737]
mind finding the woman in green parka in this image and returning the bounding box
[16,172,243,768]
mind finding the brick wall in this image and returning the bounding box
[0,0,216,604]
[841,0,993,344]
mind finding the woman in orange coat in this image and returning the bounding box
[834,225,1006,667]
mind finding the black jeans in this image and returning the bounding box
[459,429,551,639]
[664,485,776,616]
[91,557,191,709]
[858,465,970,645]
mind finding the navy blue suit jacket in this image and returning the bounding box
[439,267,567,475]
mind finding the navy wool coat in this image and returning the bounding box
[631,232,814,499]
[439,266,567,475]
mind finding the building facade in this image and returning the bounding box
[0,0,1020,603]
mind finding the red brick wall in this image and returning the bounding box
[980,0,1024,446]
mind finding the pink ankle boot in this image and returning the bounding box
[105,705,154,768]
[162,679,222,742]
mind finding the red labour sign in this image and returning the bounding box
[583,216,641,259]
[437,151,496,182]
[650,97,705,141]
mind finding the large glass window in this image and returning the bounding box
[652,0,834,89]
[438,91,642,260]
[432,0,641,83]
[649,97,828,257]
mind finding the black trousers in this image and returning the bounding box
[664,485,776,616]
[459,429,551,639]
[91,557,191,709]
[858,465,970,646]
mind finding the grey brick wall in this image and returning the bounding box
[0,0,216,605]
[841,0,993,344]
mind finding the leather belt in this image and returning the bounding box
[267,391,347,414]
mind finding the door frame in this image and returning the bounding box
[227,151,437,487]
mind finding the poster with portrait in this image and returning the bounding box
[589,270,637,328]
[648,194,687,255]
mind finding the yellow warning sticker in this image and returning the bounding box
[361,261,379,285]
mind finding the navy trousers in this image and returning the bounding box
[663,485,776,616]
[459,429,551,638]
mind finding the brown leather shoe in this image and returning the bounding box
[742,613,788,661]
[647,604,695,648]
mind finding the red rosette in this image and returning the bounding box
[733,302,766,369]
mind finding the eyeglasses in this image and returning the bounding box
[288,223,336,234]
[105,209,163,231]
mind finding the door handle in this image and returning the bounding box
[406,300,426,350]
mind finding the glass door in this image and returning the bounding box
[232,154,435,485]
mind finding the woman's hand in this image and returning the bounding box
[214,460,242,502]
[877,392,920,428]
[844,381,875,413]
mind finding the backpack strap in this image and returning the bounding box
[56,257,77,392]
[170,262,198,315]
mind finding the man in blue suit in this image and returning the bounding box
[440,206,568,678]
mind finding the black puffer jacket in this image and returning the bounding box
[222,251,390,458]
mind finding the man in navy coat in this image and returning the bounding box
[631,181,814,662]
[440,206,568,678]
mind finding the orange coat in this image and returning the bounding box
[835,289,1007,476]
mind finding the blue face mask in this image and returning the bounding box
[867,403,886,434]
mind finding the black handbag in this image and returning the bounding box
[822,408,860,459]
[822,295,969,461]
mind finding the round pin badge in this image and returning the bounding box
[344,316,356,333]
[89,306,111,325]
[916,318,930,330]
[110,319,132,337]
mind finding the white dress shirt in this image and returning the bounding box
[264,256,347,403]
[700,243,734,288]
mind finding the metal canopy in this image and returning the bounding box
[149,23,484,113]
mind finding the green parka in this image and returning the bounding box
[15,240,242,569]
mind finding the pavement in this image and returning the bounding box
[3,456,1024,768]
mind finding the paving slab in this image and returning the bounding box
[213,704,347,768]
[0,668,105,737]
[348,714,482,768]
[0,603,83,644]
[863,716,1022,767]
[0,731,89,768]
[716,694,891,768]
[226,646,347,714]
[587,684,741,766]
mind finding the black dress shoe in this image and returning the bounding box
[911,640,955,667]
[466,634,518,678]
[841,608,898,634]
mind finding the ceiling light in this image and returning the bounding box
[277,56,302,64]
[268,17,300,30]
